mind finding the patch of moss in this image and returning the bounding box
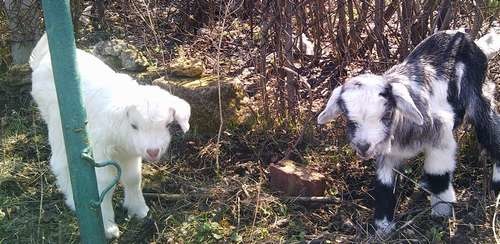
[0,64,32,93]
[167,48,204,78]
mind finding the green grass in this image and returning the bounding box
[0,92,79,243]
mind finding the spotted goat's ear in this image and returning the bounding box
[390,82,424,125]
[317,85,343,124]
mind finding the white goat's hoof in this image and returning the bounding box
[104,223,121,239]
[124,200,149,219]
[128,205,149,219]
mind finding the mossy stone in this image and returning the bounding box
[167,48,204,78]
[153,75,244,135]
[93,39,149,72]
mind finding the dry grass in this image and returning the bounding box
[1,1,500,243]
[1,81,499,243]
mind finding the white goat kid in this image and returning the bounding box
[30,34,191,238]
[318,29,500,234]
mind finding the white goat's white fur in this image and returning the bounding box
[30,34,191,238]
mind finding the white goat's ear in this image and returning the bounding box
[391,82,424,125]
[126,104,138,118]
[317,85,343,124]
[170,96,191,133]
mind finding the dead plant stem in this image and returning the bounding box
[214,0,235,177]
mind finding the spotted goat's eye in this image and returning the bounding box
[347,120,357,131]
[382,111,393,123]
[379,91,392,100]
[131,123,138,130]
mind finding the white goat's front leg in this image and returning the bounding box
[423,136,457,217]
[50,152,75,211]
[120,157,149,219]
[92,147,121,239]
[47,128,75,210]
[95,165,120,239]
[45,113,77,211]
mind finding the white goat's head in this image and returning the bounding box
[122,85,191,161]
[318,74,423,159]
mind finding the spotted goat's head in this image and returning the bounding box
[317,74,424,159]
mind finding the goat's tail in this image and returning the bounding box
[29,33,49,70]
[475,27,500,59]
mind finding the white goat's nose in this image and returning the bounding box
[146,148,159,158]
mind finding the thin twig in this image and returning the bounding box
[393,168,439,198]
[252,166,264,231]
[280,196,340,204]
[375,206,433,241]
[34,108,44,240]
[493,194,500,243]
[143,192,210,201]
[236,194,241,229]
[277,66,316,161]
[214,0,240,176]
[390,167,456,237]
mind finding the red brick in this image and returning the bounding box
[269,160,326,196]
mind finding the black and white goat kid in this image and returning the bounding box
[317,29,500,234]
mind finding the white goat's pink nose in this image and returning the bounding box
[146,148,159,159]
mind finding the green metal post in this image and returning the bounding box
[40,0,107,242]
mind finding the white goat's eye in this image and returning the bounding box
[131,123,138,130]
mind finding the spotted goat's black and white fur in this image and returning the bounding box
[318,29,500,233]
